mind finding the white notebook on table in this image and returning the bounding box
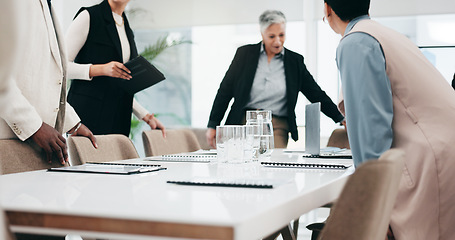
[146,150,217,163]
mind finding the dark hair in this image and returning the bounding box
[324,0,370,21]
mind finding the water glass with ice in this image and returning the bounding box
[216,125,245,164]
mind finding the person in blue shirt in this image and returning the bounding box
[323,0,455,239]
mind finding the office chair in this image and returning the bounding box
[0,145,51,240]
[68,134,139,165]
[0,139,65,174]
[142,129,201,156]
[186,128,214,150]
[326,128,350,149]
[317,149,404,240]
[267,149,404,240]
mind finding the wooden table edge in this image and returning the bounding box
[6,210,234,240]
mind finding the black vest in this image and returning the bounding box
[67,0,138,136]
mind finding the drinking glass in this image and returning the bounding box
[216,125,245,164]
[245,110,272,124]
[244,124,261,162]
[245,110,274,160]
[257,121,274,160]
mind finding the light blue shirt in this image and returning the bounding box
[246,44,287,117]
[336,15,394,167]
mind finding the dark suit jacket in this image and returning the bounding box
[207,43,344,141]
[67,0,138,136]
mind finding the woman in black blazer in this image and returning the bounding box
[206,10,344,148]
[66,0,165,137]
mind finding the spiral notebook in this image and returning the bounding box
[261,161,351,170]
[146,152,216,163]
[48,162,166,175]
[167,180,273,189]
[284,148,352,159]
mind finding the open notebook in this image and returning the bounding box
[48,162,166,175]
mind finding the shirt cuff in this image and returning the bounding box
[132,98,149,120]
[207,120,219,129]
[334,114,345,123]
[67,62,92,80]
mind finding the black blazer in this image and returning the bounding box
[67,0,138,136]
[207,43,344,141]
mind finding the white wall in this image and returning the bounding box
[55,0,455,32]
[314,0,455,19]
[128,0,304,29]
[53,0,100,31]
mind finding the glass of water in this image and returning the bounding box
[216,125,245,164]
[245,110,272,124]
[257,122,274,160]
[245,110,274,160]
[244,125,261,162]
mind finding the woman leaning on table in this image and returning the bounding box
[206,10,345,149]
[66,0,165,137]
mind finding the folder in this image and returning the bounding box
[48,162,166,175]
[122,55,166,94]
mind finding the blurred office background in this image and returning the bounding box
[53,0,455,156]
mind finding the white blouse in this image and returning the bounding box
[65,10,148,120]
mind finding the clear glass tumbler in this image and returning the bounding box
[216,125,245,164]
[245,110,274,160]
[244,124,261,162]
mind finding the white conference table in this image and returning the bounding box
[0,149,353,240]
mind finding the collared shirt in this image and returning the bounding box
[336,15,394,167]
[245,44,287,117]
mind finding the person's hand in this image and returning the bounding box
[142,113,166,138]
[30,122,68,165]
[70,123,97,149]
[206,128,216,149]
[98,61,131,80]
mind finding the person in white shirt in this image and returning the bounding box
[66,0,165,137]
